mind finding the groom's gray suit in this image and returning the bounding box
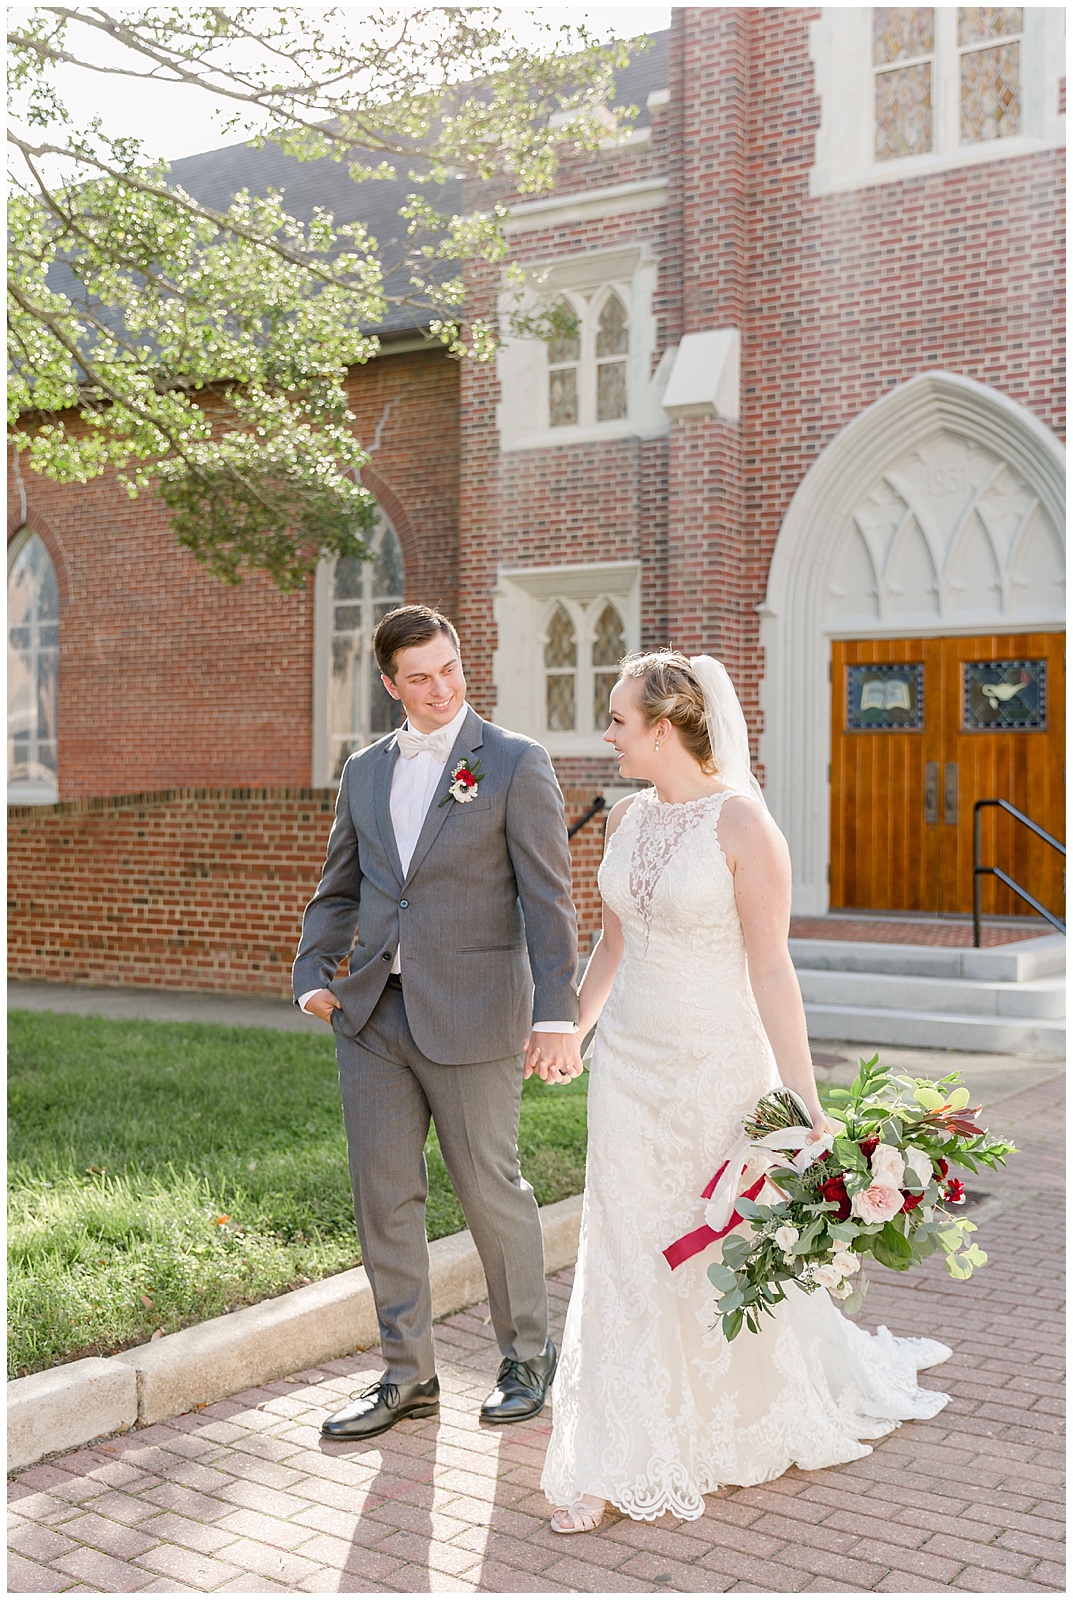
[293,705,578,1384]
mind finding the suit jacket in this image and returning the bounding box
[292,707,579,1064]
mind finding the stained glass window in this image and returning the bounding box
[846,663,925,730]
[873,9,934,161]
[330,514,405,778]
[960,41,1021,142]
[8,531,59,797]
[958,7,1022,46]
[963,660,1046,730]
[544,604,577,731]
[548,300,580,428]
[591,602,625,728]
[595,295,628,423]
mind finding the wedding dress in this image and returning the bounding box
[541,787,950,1522]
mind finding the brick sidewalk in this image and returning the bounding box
[9,1077,1064,1594]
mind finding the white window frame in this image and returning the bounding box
[810,7,1064,197]
[496,246,672,452]
[8,528,60,806]
[311,511,405,786]
[492,561,641,756]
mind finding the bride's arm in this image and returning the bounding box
[719,795,827,1135]
[576,796,632,1039]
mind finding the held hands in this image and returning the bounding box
[523,1031,584,1085]
[306,988,341,1024]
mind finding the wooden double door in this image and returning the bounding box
[830,634,1065,916]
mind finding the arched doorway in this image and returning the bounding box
[760,373,1065,916]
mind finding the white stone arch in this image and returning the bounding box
[758,372,1066,914]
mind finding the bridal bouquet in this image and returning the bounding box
[697,1055,1015,1341]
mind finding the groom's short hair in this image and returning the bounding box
[374,605,461,681]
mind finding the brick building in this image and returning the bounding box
[8,8,1066,994]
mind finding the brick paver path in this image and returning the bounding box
[9,1076,1063,1594]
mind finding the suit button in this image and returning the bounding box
[381,953,391,962]
[399,899,409,908]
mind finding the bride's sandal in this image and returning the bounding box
[550,1497,606,1535]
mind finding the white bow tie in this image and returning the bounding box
[396,725,453,762]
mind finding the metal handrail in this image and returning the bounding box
[973,798,1066,947]
[568,795,606,840]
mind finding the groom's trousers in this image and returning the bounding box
[334,982,549,1385]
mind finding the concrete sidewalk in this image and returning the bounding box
[8,1069,1064,1594]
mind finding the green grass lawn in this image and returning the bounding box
[8,1010,588,1379]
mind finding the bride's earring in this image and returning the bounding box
[654,739,661,752]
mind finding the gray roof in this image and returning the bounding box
[166,31,669,338]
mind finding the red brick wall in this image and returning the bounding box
[7,349,460,803]
[8,784,604,994]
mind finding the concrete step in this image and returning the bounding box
[798,969,1065,1020]
[804,1001,1065,1060]
[790,932,1065,983]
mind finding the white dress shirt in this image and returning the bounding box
[300,703,575,1032]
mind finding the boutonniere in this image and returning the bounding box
[440,757,485,806]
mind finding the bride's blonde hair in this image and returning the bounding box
[617,650,715,774]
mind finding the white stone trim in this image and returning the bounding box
[492,560,641,755]
[497,247,669,451]
[759,372,1066,915]
[662,329,740,422]
[501,179,668,235]
[809,7,1065,198]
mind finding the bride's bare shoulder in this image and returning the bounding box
[604,791,641,842]
[716,791,788,857]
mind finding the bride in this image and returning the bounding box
[538,650,950,1534]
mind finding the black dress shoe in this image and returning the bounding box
[321,1376,439,1440]
[480,1338,557,1424]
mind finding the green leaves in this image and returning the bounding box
[7,6,643,588]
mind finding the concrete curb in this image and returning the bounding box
[7,1193,583,1474]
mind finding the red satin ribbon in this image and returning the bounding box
[662,1160,766,1271]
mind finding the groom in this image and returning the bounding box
[293,604,583,1440]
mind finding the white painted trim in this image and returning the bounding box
[502,179,668,235]
[759,373,1066,916]
[311,558,332,787]
[492,560,641,750]
[809,7,1065,199]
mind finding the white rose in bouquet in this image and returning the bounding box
[774,1225,799,1252]
[832,1251,860,1276]
[814,1262,842,1290]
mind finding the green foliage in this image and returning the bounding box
[8,6,643,587]
[8,1009,588,1376]
[707,1054,1015,1340]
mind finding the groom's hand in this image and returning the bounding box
[306,989,341,1024]
[523,1031,584,1084]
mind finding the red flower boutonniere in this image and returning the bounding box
[440,757,485,806]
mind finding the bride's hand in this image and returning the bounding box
[804,1108,832,1143]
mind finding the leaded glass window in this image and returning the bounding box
[595,294,628,423]
[846,663,925,730]
[963,660,1045,730]
[873,8,934,160]
[548,301,580,428]
[8,531,59,799]
[591,602,625,728]
[544,604,577,731]
[329,514,405,778]
[958,9,1022,143]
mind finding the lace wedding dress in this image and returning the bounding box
[541,788,951,1522]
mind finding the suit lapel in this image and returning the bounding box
[375,737,406,884]
[402,707,486,887]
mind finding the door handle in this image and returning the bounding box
[924,761,939,825]
[944,762,958,826]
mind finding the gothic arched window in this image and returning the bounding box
[8,530,59,803]
[543,603,577,731]
[327,513,405,779]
